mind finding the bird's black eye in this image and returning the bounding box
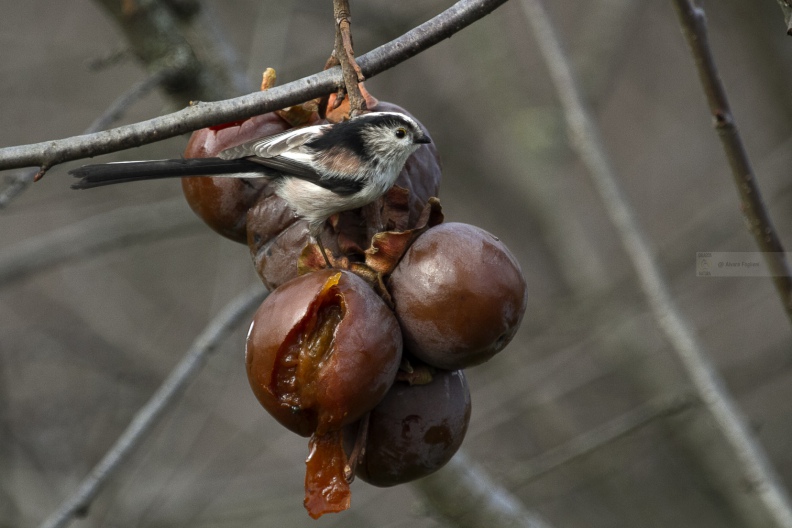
[395,127,407,139]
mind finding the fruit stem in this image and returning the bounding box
[332,0,367,116]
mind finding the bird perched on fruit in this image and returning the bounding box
[71,111,432,265]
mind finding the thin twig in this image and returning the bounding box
[38,287,268,528]
[0,70,168,208]
[505,394,695,485]
[573,0,643,101]
[413,450,554,528]
[0,169,36,210]
[192,1,251,97]
[672,0,792,324]
[332,0,367,114]
[84,68,172,135]
[0,0,509,173]
[519,1,792,527]
[0,199,198,288]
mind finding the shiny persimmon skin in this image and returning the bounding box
[347,369,471,487]
[246,269,402,437]
[389,223,528,370]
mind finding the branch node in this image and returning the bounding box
[712,109,733,128]
[73,503,90,519]
[33,164,50,182]
[672,0,792,324]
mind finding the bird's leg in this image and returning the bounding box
[315,234,333,269]
[310,223,333,268]
[373,199,384,233]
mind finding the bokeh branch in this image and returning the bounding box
[506,394,695,485]
[84,68,174,135]
[92,0,249,105]
[0,69,167,208]
[776,0,792,34]
[672,0,792,325]
[0,0,508,174]
[0,199,197,287]
[39,287,268,528]
[415,451,554,528]
[520,0,792,527]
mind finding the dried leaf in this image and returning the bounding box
[260,68,277,91]
[325,83,379,123]
[364,198,444,275]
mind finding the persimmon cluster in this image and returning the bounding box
[181,83,527,519]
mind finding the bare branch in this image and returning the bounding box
[506,394,695,485]
[0,199,198,288]
[519,0,792,527]
[84,67,174,135]
[38,287,268,528]
[672,0,792,324]
[0,70,167,209]
[0,169,36,210]
[0,0,509,174]
[414,450,554,528]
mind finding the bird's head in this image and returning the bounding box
[355,112,431,165]
[308,111,431,178]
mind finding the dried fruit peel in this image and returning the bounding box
[364,197,444,275]
[304,429,351,519]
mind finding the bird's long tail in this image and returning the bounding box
[70,158,273,189]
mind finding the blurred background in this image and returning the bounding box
[2,0,792,526]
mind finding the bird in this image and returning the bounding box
[70,111,432,265]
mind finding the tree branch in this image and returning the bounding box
[505,394,695,485]
[0,0,509,174]
[672,0,792,325]
[519,0,792,527]
[0,69,168,207]
[414,450,554,528]
[38,287,268,528]
[0,199,198,288]
[84,68,174,136]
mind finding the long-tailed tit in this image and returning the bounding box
[70,111,432,264]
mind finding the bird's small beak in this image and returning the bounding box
[414,134,432,145]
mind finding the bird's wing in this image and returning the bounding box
[218,125,327,160]
[218,123,363,195]
[246,153,320,182]
[216,123,363,195]
[247,155,364,196]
